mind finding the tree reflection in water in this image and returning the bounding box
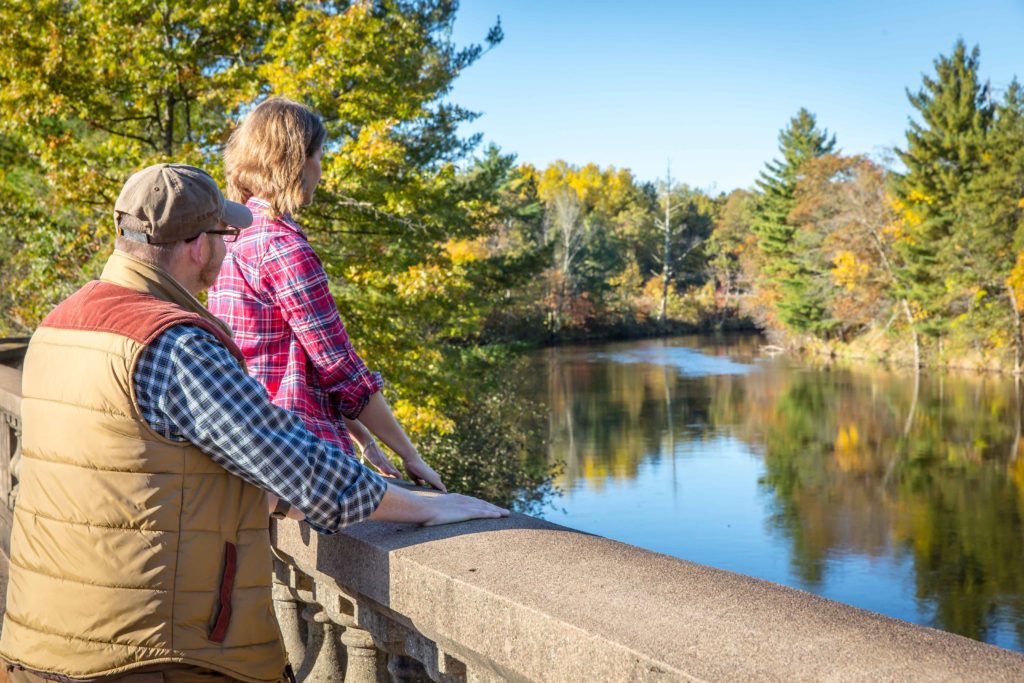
[537,335,1024,650]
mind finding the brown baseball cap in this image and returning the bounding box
[114,163,252,244]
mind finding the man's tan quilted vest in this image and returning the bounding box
[0,252,287,682]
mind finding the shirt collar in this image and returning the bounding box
[100,250,236,341]
[246,197,307,239]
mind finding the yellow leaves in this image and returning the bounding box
[444,238,487,265]
[345,119,402,171]
[393,247,475,303]
[1017,197,1024,209]
[606,261,644,293]
[907,189,935,205]
[901,206,926,229]
[394,262,446,300]
[827,252,868,292]
[831,251,870,291]
[888,190,930,229]
[909,300,929,322]
[392,398,455,437]
[536,160,635,213]
[343,265,383,285]
[882,193,918,241]
[1005,250,1024,310]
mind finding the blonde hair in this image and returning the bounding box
[224,97,326,219]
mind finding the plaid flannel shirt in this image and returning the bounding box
[134,324,386,534]
[208,197,383,457]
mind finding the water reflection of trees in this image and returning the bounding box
[542,339,1024,646]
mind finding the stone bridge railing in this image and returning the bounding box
[1,361,1024,682]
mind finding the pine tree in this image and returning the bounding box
[895,41,994,339]
[960,81,1024,370]
[752,108,837,336]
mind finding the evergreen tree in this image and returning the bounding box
[960,81,1024,369]
[895,40,994,339]
[752,108,837,336]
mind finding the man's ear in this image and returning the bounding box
[186,233,208,266]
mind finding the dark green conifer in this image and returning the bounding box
[752,108,837,335]
[895,40,994,338]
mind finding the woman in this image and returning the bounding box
[209,97,444,491]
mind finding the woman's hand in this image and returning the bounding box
[404,454,447,493]
[355,393,446,491]
[360,440,402,478]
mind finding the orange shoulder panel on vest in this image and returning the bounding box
[41,281,244,363]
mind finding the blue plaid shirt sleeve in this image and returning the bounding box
[134,324,387,534]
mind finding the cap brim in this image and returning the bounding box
[222,200,253,229]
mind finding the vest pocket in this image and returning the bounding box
[209,541,237,643]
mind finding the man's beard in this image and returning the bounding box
[198,251,222,290]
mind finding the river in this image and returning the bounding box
[529,333,1024,652]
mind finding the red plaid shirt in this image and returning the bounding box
[208,197,383,456]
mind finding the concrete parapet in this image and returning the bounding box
[271,494,1024,682]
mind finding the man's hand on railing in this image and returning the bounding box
[369,483,509,526]
[419,492,507,527]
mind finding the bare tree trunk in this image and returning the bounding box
[901,298,921,369]
[660,198,671,324]
[547,189,583,336]
[164,94,175,156]
[869,230,920,368]
[658,165,673,324]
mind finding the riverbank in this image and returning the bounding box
[789,331,1024,376]
[482,309,759,349]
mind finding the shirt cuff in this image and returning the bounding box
[337,467,388,528]
[336,370,385,420]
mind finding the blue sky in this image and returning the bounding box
[448,1,1024,192]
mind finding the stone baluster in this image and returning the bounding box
[1,410,20,509]
[273,557,318,672]
[319,592,385,683]
[272,573,306,670]
[299,605,347,683]
[340,621,382,683]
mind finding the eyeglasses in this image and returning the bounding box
[184,227,241,243]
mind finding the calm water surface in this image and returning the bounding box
[528,334,1024,652]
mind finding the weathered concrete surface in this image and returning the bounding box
[274,508,1024,683]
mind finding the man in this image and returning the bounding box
[0,164,507,683]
